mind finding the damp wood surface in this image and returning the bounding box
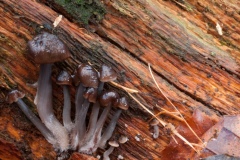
[0,0,240,159]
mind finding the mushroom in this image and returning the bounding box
[56,71,73,132]
[119,135,129,144]
[71,64,99,149]
[76,87,98,147]
[103,141,119,160]
[78,90,119,153]
[6,90,56,145]
[98,96,129,149]
[150,119,159,139]
[80,64,118,148]
[99,64,117,91]
[27,32,70,151]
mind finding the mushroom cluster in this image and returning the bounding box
[5,32,129,159]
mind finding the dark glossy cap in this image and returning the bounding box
[83,87,98,103]
[115,97,129,110]
[6,90,25,104]
[77,64,99,88]
[99,64,117,82]
[99,90,119,107]
[27,32,70,64]
[56,71,72,85]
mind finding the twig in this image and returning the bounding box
[128,93,198,153]
[110,81,139,93]
[148,63,203,143]
[127,93,166,126]
[148,105,184,122]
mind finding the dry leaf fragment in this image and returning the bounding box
[204,115,240,158]
[53,15,63,28]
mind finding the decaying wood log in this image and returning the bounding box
[0,0,239,159]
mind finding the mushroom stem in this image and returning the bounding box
[98,82,104,93]
[90,104,112,152]
[80,82,104,145]
[153,125,159,139]
[62,85,72,131]
[98,109,122,149]
[95,104,112,138]
[16,99,56,145]
[37,64,69,151]
[78,104,112,153]
[77,99,90,142]
[103,146,114,160]
[80,102,100,145]
[71,84,85,149]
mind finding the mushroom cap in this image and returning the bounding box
[115,97,129,110]
[118,135,128,144]
[56,71,72,85]
[108,140,119,147]
[27,32,70,64]
[99,90,119,107]
[99,64,117,82]
[77,64,99,88]
[150,119,159,126]
[83,87,98,103]
[6,90,25,104]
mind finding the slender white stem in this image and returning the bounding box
[103,146,114,160]
[37,64,69,151]
[77,99,90,143]
[71,84,85,149]
[16,99,56,145]
[98,109,122,149]
[62,86,73,131]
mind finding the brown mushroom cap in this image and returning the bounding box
[77,64,99,88]
[150,119,159,126]
[99,64,117,82]
[27,32,70,64]
[108,140,119,147]
[83,87,98,103]
[6,90,25,104]
[99,90,119,107]
[57,71,72,85]
[115,97,129,110]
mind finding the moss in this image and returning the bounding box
[54,0,106,24]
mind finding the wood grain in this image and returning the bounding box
[0,0,239,159]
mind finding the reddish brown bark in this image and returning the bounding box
[0,0,239,159]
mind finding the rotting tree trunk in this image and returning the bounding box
[0,0,240,159]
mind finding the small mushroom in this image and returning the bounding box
[81,64,118,149]
[99,64,117,91]
[95,90,119,138]
[150,119,159,139]
[72,64,99,149]
[78,90,119,153]
[27,32,70,151]
[119,135,129,144]
[56,71,73,132]
[98,96,129,149]
[6,90,56,145]
[76,87,98,147]
[103,141,119,160]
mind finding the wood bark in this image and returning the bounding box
[0,0,239,159]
